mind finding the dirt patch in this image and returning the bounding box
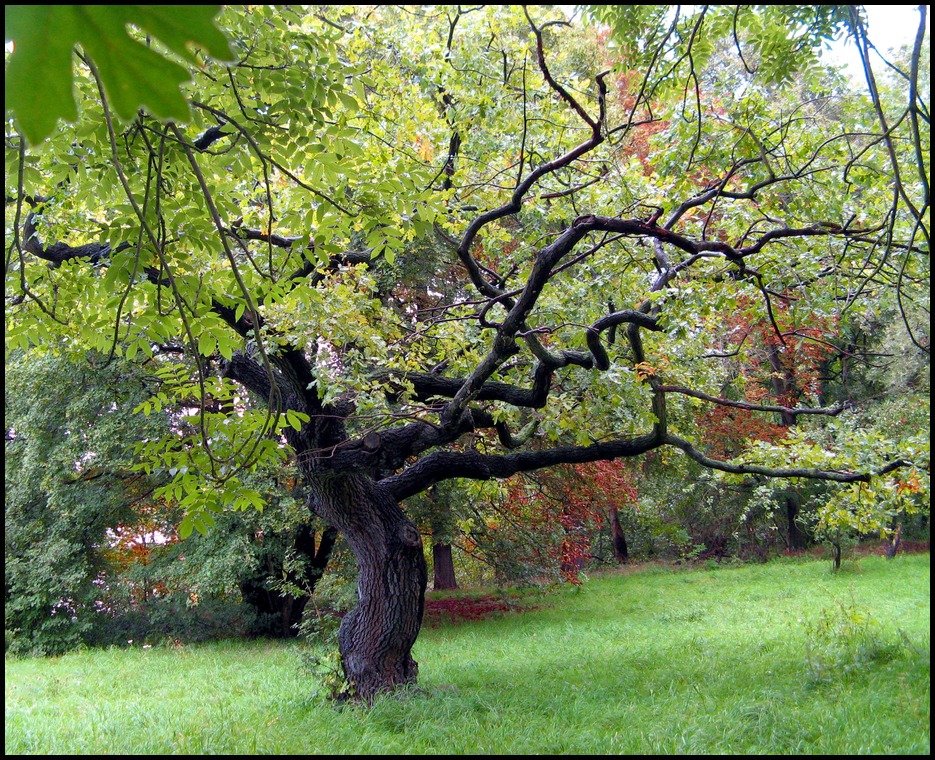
[869,539,930,556]
[423,594,522,627]
[785,540,930,559]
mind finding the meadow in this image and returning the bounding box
[5,552,929,754]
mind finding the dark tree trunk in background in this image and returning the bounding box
[306,473,427,703]
[238,524,338,637]
[831,540,842,571]
[610,505,629,564]
[784,493,808,551]
[885,522,902,559]
[239,572,305,636]
[432,542,458,590]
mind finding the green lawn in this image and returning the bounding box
[5,553,930,754]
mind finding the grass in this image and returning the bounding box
[5,553,930,754]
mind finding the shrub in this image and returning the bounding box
[87,593,256,647]
[801,597,911,684]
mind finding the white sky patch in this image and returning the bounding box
[825,5,929,80]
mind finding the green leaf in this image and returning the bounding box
[112,6,234,65]
[284,410,307,431]
[5,5,235,145]
[178,513,194,540]
[215,331,236,360]
[197,330,216,357]
[4,6,79,146]
[193,515,210,536]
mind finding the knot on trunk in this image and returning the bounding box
[398,523,421,548]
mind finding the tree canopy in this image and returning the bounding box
[5,5,929,700]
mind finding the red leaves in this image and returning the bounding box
[699,404,786,459]
[490,460,638,584]
[698,296,840,457]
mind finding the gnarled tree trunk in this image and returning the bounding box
[306,473,427,702]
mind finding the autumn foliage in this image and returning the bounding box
[698,298,839,458]
[475,460,638,584]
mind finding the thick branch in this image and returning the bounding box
[381,433,662,501]
[658,385,850,418]
[219,349,277,402]
[664,434,911,484]
[374,365,553,408]
[193,125,231,151]
[22,203,127,265]
[375,303,655,414]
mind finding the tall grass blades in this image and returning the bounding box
[5,553,930,754]
[802,594,914,684]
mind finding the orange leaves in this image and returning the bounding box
[697,404,786,459]
[635,361,658,381]
[501,461,638,583]
[896,474,922,496]
[414,134,435,162]
[635,357,671,381]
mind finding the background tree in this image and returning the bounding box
[5,5,927,700]
[121,459,338,640]
[405,479,471,591]
[4,352,168,654]
[4,349,337,651]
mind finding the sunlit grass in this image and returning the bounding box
[5,553,929,754]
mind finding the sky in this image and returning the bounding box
[862,4,928,51]
[825,5,929,79]
[558,5,929,80]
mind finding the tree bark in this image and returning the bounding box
[831,541,842,571]
[306,473,427,703]
[885,522,902,559]
[784,493,807,551]
[432,542,458,590]
[610,505,629,564]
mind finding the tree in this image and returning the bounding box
[4,349,335,650]
[405,479,469,590]
[4,351,169,654]
[5,6,928,700]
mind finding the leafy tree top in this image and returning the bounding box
[5,5,928,535]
